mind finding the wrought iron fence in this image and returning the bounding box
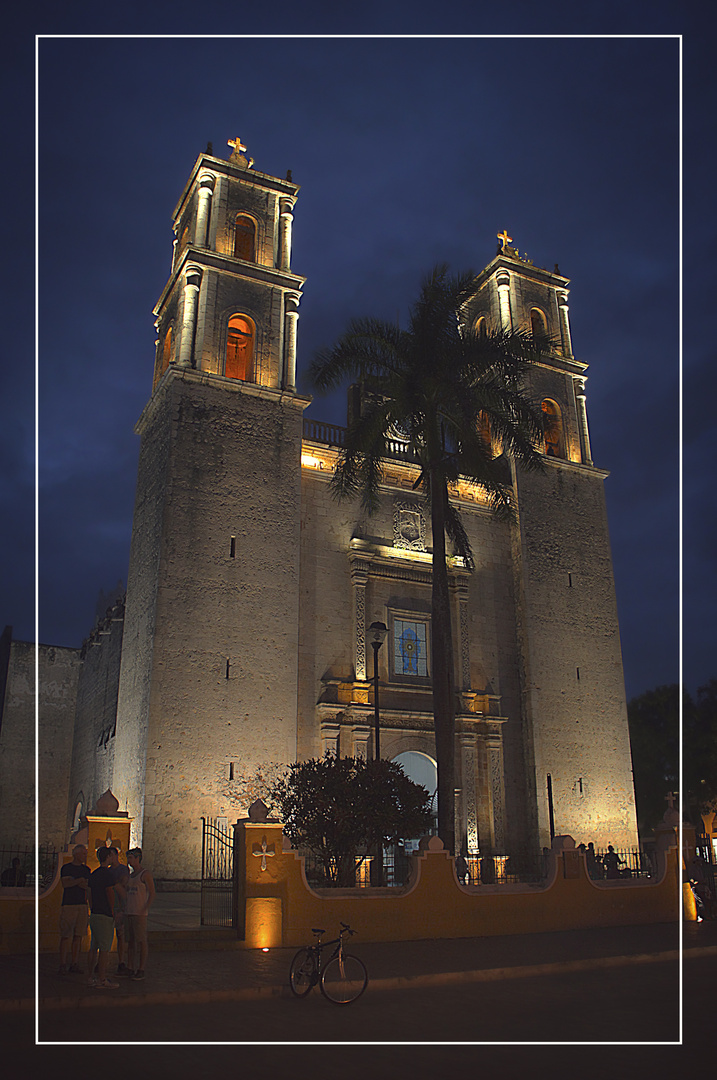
[200,818,234,927]
[461,851,547,886]
[0,845,60,890]
[590,847,657,880]
[300,848,414,889]
[297,845,662,889]
[298,847,550,888]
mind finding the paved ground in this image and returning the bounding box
[1,892,715,1023]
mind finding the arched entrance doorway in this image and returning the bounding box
[392,750,438,858]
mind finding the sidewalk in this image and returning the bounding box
[3,893,715,1013]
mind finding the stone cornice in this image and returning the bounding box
[154,246,305,317]
[172,153,300,222]
[473,253,570,290]
[316,701,508,734]
[134,367,311,436]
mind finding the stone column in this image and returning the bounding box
[496,271,512,330]
[352,725,372,760]
[460,733,479,854]
[488,738,506,851]
[283,292,301,391]
[279,197,294,271]
[194,173,215,249]
[321,721,341,756]
[177,266,202,368]
[573,377,593,466]
[557,290,573,358]
[457,584,471,691]
[351,563,369,682]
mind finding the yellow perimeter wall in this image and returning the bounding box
[0,822,684,954]
[238,824,682,950]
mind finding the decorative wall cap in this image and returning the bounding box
[94,789,120,816]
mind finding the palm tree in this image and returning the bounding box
[310,265,550,854]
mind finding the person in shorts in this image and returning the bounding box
[106,846,131,976]
[87,847,119,989]
[126,848,155,981]
[59,844,90,974]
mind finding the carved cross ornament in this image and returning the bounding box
[497,229,513,251]
[252,836,276,871]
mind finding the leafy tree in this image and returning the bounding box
[627,680,717,834]
[270,755,434,887]
[684,679,717,823]
[627,684,681,834]
[310,265,548,852]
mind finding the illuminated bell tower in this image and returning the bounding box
[113,138,309,881]
[464,231,638,851]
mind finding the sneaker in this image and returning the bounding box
[87,976,98,987]
[95,978,119,989]
[131,969,145,981]
[58,965,68,975]
[68,964,82,974]
[116,965,133,977]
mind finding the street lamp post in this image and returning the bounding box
[369,621,388,759]
[368,621,388,888]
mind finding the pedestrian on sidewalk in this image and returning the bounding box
[58,844,90,974]
[87,847,119,989]
[126,847,155,982]
[106,846,131,976]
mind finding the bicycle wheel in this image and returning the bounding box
[320,952,368,1004]
[289,948,317,997]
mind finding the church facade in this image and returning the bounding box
[64,141,638,883]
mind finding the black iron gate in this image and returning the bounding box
[200,817,235,927]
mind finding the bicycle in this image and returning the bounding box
[289,922,368,1004]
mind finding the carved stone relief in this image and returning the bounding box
[393,501,426,552]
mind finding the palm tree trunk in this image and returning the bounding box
[430,466,456,854]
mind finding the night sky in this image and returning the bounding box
[3,9,712,705]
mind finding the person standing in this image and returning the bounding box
[87,847,119,989]
[58,844,90,974]
[106,846,131,976]
[126,848,155,981]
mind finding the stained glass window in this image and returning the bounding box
[393,619,428,678]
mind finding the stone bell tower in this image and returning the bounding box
[463,231,638,851]
[112,138,309,881]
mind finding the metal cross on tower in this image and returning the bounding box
[227,136,248,155]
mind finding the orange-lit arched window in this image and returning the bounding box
[234,215,256,261]
[475,316,488,338]
[531,308,548,337]
[161,327,173,377]
[225,315,255,381]
[541,399,564,458]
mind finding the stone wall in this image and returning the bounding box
[513,458,638,849]
[67,600,125,836]
[0,633,80,850]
